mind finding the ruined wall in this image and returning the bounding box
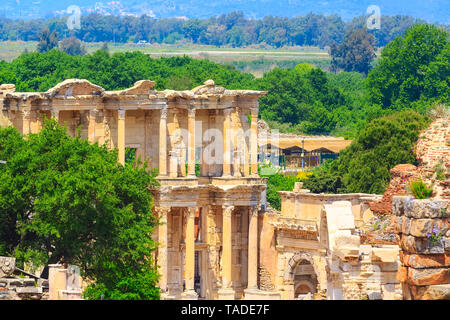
[393,196,450,299]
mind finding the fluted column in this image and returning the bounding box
[222,108,232,177]
[157,207,171,296]
[218,205,235,299]
[250,107,258,176]
[159,108,168,176]
[182,207,198,299]
[22,110,30,135]
[117,109,125,165]
[88,109,97,144]
[187,108,196,177]
[247,206,258,289]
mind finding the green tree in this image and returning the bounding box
[36,28,59,53]
[306,110,429,195]
[367,24,449,111]
[0,119,160,300]
[330,28,376,75]
[59,37,87,56]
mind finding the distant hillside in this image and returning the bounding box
[1,0,448,23]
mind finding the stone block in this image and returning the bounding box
[391,216,402,234]
[401,235,444,254]
[371,247,399,263]
[15,287,42,294]
[335,234,360,248]
[392,196,406,216]
[367,290,382,300]
[380,262,399,272]
[406,199,449,219]
[397,265,408,283]
[408,267,450,286]
[445,238,450,252]
[409,219,446,238]
[401,217,410,235]
[401,253,449,269]
[412,284,450,300]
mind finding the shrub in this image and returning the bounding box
[408,179,433,199]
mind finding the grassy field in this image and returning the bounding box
[0,41,331,77]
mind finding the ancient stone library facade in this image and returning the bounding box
[1,80,448,300]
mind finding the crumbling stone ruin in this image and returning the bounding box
[0,257,46,300]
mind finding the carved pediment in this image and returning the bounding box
[191,80,226,95]
[46,79,105,97]
[120,80,156,95]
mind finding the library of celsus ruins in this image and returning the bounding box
[1,79,448,300]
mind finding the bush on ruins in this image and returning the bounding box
[0,119,161,300]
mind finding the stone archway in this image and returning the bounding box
[283,252,320,282]
[283,252,322,299]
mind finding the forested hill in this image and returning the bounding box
[1,0,448,23]
[1,12,447,48]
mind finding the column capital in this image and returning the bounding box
[160,108,168,120]
[187,206,197,217]
[188,108,196,118]
[250,107,259,117]
[89,109,99,117]
[223,108,232,116]
[22,109,31,119]
[222,205,234,217]
[117,108,125,120]
[156,207,171,218]
[249,206,259,217]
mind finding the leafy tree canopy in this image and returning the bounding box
[0,119,160,300]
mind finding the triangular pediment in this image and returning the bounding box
[120,80,156,95]
[46,79,105,97]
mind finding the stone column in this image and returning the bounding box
[22,109,30,135]
[88,109,97,144]
[182,207,198,299]
[250,107,258,176]
[157,207,171,298]
[218,205,235,299]
[117,109,125,165]
[247,206,259,290]
[222,108,232,177]
[159,108,168,176]
[187,108,196,177]
[51,109,59,123]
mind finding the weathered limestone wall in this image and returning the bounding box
[324,201,401,300]
[393,196,450,299]
[415,117,450,200]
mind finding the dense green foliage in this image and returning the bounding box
[408,180,434,199]
[0,119,160,300]
[0,49,371,137]
[367,24,449,112]
[0,12,437,48]
[304,110,429,194]
[259,169,300,211]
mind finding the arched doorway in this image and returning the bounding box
[283,252,320,299]
[293,260,318,299]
